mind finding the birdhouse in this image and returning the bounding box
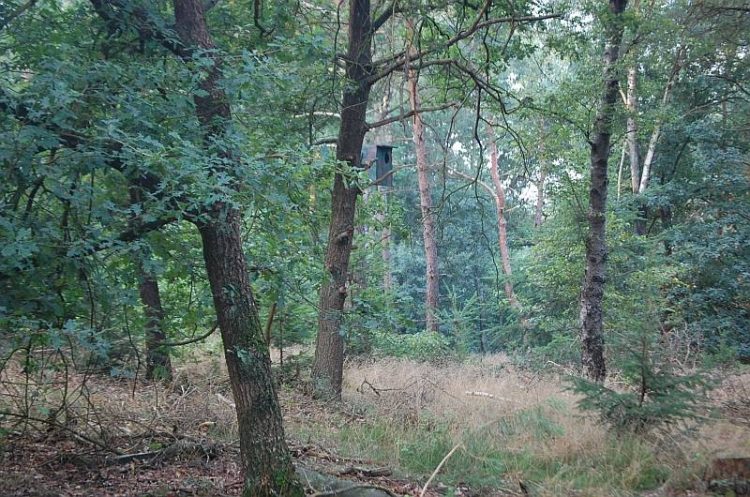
[361,144,394,188]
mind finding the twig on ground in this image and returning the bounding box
[0,410,122,454]
[357,378,417,396]
[419,443,462,497]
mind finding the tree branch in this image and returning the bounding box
[88,0,186,57]
[366,102,458,129]
[161,322,219,347]
[371,0,402,33]
[446,168,496,199]
[369,11,561,83]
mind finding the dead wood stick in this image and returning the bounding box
[107,450,161,464]
[216,392,236,408]
[464,391,514,402]
[419,443,462,497]
[311,483,399,497]
[338,465,392,477]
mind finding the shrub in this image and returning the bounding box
[569,346,710,434]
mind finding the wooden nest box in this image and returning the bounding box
[361,144,394,188]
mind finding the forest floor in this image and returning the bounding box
[1,349,749,497]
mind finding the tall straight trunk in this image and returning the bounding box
[616,138,627,201]
[580,0,628,383]
[625,23,647,235]
[407,27,440,333]
[535,160,547,228]
[625,0,642,194]
[381,208,393,291]
[633,43,684,236]
[172,1,302,494]
[375,89,393,292]
[535,118,547,228]
[137,261,173,382]
[312,0,373,399]
[488,125,519,309]
[129,187,173,382]
[626,65,641,195]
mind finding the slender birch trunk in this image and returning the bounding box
[488,125,519,309]
[638,45,685,194]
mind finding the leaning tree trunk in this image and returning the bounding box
[137,261,173,382]
[488,124,519,310]
[312,0,374,399]
[580,0,628,383]
[199,211,301,497]
[407,29,440,333]
[172,1,302,494]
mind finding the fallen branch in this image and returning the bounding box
[298,466,399,497]
[419,443,462,497]
[311,483,399,497]
[464,391,514,402]
[0,410,121,454]
[338,466,392,477]
[106,439,219,466]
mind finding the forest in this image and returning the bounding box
[0,0,748,496]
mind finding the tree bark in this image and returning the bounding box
[171,1,302,494]
[487,125,519,310]
[638,47,684,194]
[407,24,440,333]
[374,88,393,292]
[198,212,301,497]
[534,167,546,228]
[580,0,628,383]
[137,260,173,382]
[626,66,642,195]
[312,0,374,399]
[128,186,173,382]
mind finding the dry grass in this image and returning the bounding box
[284,355,750,496]
[2,351,750,496]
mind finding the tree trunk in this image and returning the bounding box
[172,1,302,494]
[625,41,648,235]
[636,44,685,234]
[375,88,393,292]
[580,0,628,383]
[407,28,440,333]
[535,162,546,228]
[312,0,373,399]
[535,120,548,228]
[129,186,173,382]
[626,66,641,195]
[198,212,301,497]
[137,261,173,382]
[488,125,519,310]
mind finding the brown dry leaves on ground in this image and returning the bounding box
[0,356,427,497]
